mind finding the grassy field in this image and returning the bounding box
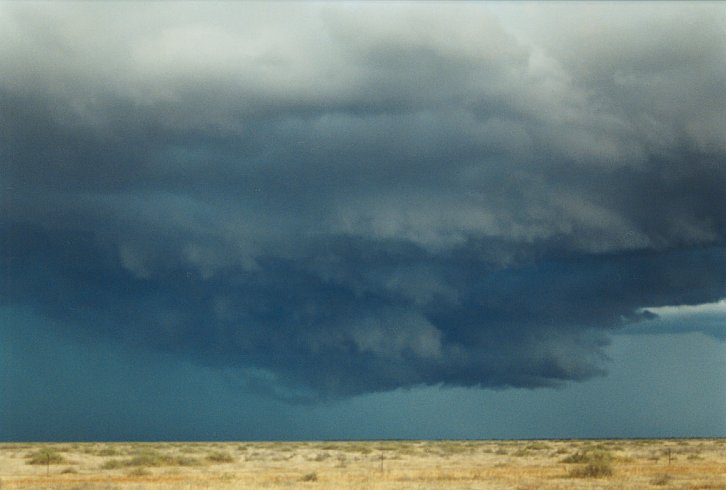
[0,439,724,489]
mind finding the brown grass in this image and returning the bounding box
[0,439,724,489]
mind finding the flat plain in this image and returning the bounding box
[1,439,724,489]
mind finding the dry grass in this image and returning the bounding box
[0,439,724,489]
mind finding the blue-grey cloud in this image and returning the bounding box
[2,3,725,400]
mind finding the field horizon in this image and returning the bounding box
[1,438,724,489]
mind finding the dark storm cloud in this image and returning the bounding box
[2,3,725,399]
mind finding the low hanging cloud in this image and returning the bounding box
[2,3,725,400]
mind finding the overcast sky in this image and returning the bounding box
[1,1,725,441]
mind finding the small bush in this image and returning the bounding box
[206,451,235,463]
[651,474,673,486]
[179,445,204,454]
[127,467,151,476]
[301,472,318,482]
[336,454,347,467]
[60,467,77,474]
[101,450,200,469]
[345,444,372,454]
[309,452,329,462]
[569,460,614,478]
[97,448,119,456]
[26,449,66,465]
[512,449,532,457]
[561,449,613,464]
[101,459,123,470]
[565,449,614,478]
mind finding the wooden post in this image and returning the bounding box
[46,452,50,476]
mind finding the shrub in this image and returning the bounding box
[651,474,673,486]
[101,450,200,469]
[206,451,235,463]
[101,459,123,470]
[26,449,66,465]
[301,472,318,482]
[565,449,614,478]
[561,449,613,464]
[512,449,532,457]
[97,448,120,456]
[569,460,614,478]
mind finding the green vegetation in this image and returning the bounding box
[429,441,476,457]
[525,442,550,451]
[652,473,673,486]
[300,471,318,482]
[563,449,615,478]
[26,448,66,465]
[101,449,201,469]
[206,451,235,463]
[569,460,613,478]
[308,452,329,462]
[2,439,726,489]
[127,467,152,476]
[511,448,532,457]
[561,448,613,464]
[97,447,120,456]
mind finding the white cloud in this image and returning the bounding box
[632,301,726,339]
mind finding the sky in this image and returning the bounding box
[1,1,725,441]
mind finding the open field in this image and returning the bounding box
[1,439,724,489]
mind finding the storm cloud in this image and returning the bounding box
[2,2,725,400]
